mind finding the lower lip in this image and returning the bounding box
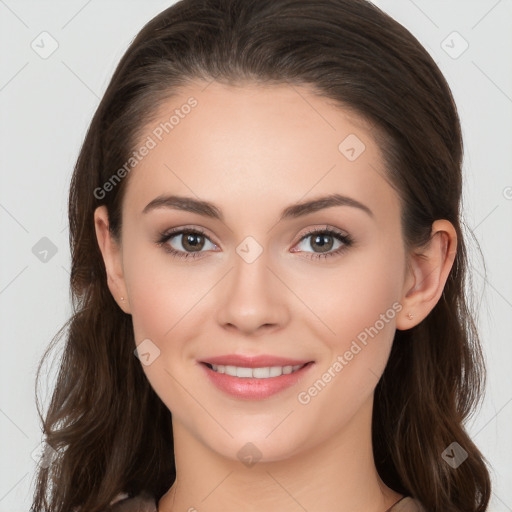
[199,362,315,400]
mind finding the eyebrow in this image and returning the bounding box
[142,193,374,221]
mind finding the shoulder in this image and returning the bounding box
[109,491,158,512]
[389,496,427,512]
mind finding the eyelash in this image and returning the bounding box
[156,226,354,261]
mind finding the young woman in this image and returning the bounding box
[31,1,491,511]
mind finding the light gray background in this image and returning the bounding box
[0,1,511,511]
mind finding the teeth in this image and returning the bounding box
[210,364,304,378]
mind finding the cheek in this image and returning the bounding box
[344,248,404,370]
[122,245,202,414]
[298,242,404,346]
[122,240,184,348]
[299,239,405,399]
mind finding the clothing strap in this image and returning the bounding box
[384,495,407,512]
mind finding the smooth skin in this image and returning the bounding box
[94,81,457,512]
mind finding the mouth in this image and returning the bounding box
[198,359,315,400]
[202,362,309,379]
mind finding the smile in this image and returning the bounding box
[200,361,315,400]
[206,363,305,379]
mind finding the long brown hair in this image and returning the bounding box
[31,1,491,511]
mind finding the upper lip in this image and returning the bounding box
[200,354,314,368]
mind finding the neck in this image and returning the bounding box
[158,396,402,512]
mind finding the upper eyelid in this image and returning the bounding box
[298,226,349,239]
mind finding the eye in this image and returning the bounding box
[156,225,353,261]
[157,227,218,259]
[291,227,353,260]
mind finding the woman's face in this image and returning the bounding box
[99,81,413,462]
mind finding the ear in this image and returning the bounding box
[396,219,457,330]
[94,205,131,314]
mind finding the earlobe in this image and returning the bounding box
[396,220,457,331]
[93,206,131,314]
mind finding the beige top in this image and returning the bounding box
[109,492,425,511]
[386,496,426,511]
[109,491,156,512]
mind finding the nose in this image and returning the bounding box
[215,249,290,336]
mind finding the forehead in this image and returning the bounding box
[122,81,400,228]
